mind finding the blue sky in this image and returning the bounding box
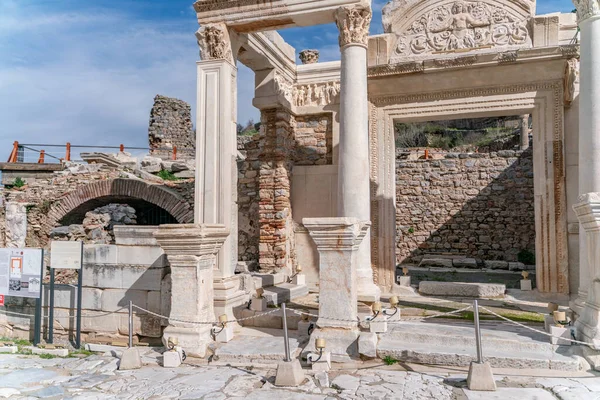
[0,0,575,160]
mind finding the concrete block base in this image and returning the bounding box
[163,350,182,368]
[215,326,234,343]
[467,362,497,391]
[398,276,411,287]
[369,318,388,333]
[549,325,572,346]
[544,315,555,333]
[274,360,305,387]
[119,348,142,370]
[520,280,532,291]
[250,297,268,312]
[292,274,306,286]
[308,351,331,372]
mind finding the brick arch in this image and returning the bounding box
[47,179,194,226]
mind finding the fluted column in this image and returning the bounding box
[573,0,600,344]
[335,5,380,302]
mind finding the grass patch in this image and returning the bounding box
[69,349,94,357]
[383,355,399,366]
[39,353,57,359]
[0,337,31,346]
[157,170,179,181]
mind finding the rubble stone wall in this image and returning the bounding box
[148,95,195,160]
[294,114,333,165]
[396,149,536,264]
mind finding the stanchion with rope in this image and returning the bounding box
[274,302,305,387]
[466,300,496,392]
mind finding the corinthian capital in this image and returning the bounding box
[195,23,234,64]
[335,5,372,48]
[573,0,600,22]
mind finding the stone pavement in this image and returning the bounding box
[1,352,600,399]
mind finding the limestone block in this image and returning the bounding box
[162,350,182,368]
[398,276,411,287]
[118,246,165,267]
[83,245,118,265]
[147,291,161,312]
[369,318,388,333]
[453,258,478,268]
[466,362,497,391]
[274,360,305,387]
[119,348,142,370]
[114,226,159,246]
[160,274,172,324]
[122,266,164,291]
[82,313,121,333]
[5,202,27,248]
[101,289,148,312]
[83,264,123,289]
[250,297,267,312]
[484,261,509,270]
[358,332,378,358]
[549,326,572,346]
[0,346,18,354]
[419,257,453,268]
[308,351,331,372]
[292,274,306,286]
[520,280,532,291]
[27,347,69,357]
[509,262,527,271]
[544,315,555,333]
[305,329,359,362]
[533,15,559,47]
[419,282,505,298]
[216,326,234,343]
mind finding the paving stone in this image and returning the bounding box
[464,388,556,399]
[331,374,360,392]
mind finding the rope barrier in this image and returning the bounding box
[479,306,593,347]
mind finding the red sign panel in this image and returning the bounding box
[0,295,4,306]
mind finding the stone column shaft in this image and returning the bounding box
[336,5,380,302]
[154,224,228,357]
[520,114,530,150]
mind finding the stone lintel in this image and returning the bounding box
[193,0,370,32]
[154,224,229,258]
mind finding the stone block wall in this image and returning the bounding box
[237,111,334,271]
[396,149,535,264]
[294,114,333,165]
[148,95,195,160]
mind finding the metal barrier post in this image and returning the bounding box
[281,303,291,362]
[48,268,55,344]
[473,300,483,364]
[128,301,133,348]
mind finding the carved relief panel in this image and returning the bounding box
[382,0,534,61]
[275,71,341,108]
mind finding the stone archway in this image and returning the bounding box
[47,179,194,227]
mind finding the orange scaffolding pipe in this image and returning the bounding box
[7,141,18,163]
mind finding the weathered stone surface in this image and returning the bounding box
[358,332,378,358]
[419,257,453,268]
[419,281,506,297]
[466,362,497,391]
[274,360,305,387]
[5,202,26,248]
[148,95,195,161]
[484,261,509,270]
[454,258,479,268]
[119,348,142,370]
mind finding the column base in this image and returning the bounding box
[162,325,212,358]
[214,275,247,328]
[570,290,587,317]
[576,282,600,350]
[304,328,360,363]
[357,281,381,303]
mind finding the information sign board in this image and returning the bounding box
[50,241,83,269]
[0,248,43,299]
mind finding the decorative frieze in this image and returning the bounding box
[195,23,233,63]
[335,5,372,48]
[573,0,600,22]
[274,72,341,107]
[560,44,580,58]
[368,62,425,77]
[497,51,519,64]
[433,55,478,68]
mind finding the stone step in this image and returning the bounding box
[263,282,309,305]
[377,321,584,371]
[213,329,301,366]
[419,281,506,298]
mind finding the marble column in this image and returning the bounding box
[335,5,380,302]
[520,114,530,150]
[195,24,246,321]
[303,217,369,361]
[573,0,600,344]
[154,224,229,357]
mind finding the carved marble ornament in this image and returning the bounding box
[274,72,341,107]
[572,0,600,22]
[196,23,233,63]
[299,50,320,64]
[384,0,532,60]
[335,5,372,48]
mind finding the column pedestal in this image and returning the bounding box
[303,218,369,362]
[574,194,600,348]
[336,5,380,302]
[154,224,229,357]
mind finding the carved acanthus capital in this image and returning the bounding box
[573,0,600,22]
[335,5,372,48]
[299,49,320,64]
[195,23,233,64]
